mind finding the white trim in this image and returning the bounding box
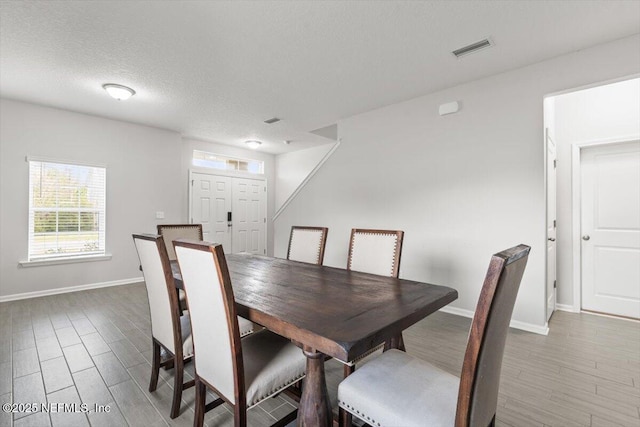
[570,135,640,314]
[273,140,341,220]
[0,277,142,303]
[555,303,580,313]
[543,73,640,99]
[25,155,107,168]
[438,306,549,336]
[19,253,112,268]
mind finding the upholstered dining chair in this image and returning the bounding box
[174,239,307,427]
[340,229,405,375]
[287,226,329,265]
[157,223,203,261]
[157,224,203,312]
[132,233,195,419]
[337,244,531,427]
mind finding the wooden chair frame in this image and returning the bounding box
[174,240,299,427]
[344,228,406,379]
[157,224,203,261]
[286,226,329,265]
[132,234,195,419]
[338,244,531,427]
[347,228,404,278]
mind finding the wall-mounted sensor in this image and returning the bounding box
[439,101,460,116]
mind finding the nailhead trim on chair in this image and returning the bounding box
[348,231,399,277]
[339,401,382,427]
[247,372,306,407]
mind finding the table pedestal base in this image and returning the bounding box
[298,349,332,427]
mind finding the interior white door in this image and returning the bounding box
[191,173,232,252]
[232,177,266,254]
[581,140,640,319]
[546,130,557,321]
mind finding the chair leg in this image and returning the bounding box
[488,414,496,427]
[169,357,184,419]
[194,379,206,427]
[343,363,355,378]
[234,402,247,427]
[149,340,161,392]
[339,407,353,427]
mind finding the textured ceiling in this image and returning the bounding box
[1,1,639,154]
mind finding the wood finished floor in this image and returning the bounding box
[1,283,639,427]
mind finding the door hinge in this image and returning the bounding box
[264,187,266,192]
[263,218,266,223]
[553,159,557,169]
[553,280,557,289]
[191,179,194,186]
[264,249,266,254]
[553,219,556,228]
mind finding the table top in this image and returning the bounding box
[171,254,458,362]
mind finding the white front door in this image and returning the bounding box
[546,130,557,321]
[581,140,640,319]
[190,172,266,255]
[191,173,232,251]
[232,177,266,254]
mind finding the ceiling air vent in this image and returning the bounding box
[264,117,281,124]
[452,38,493,58]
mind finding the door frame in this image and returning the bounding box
[570,136,640,312]
[544,127,557,320]
[188,169,268,253]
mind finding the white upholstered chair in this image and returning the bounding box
[157,224,203,311]
[287,226,328,265]
[157,224,203,261]
[132,234,195,419]
[174,239,306,427]
[337,244,531,427]
[340,229,406,377]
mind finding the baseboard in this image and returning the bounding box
[555,303,579,313]
[0,277,143,303]
[438,306,549,336]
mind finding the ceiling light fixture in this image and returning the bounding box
[245,140,262,149]
[102,83,136,100]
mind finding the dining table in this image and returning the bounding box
[172,253,458,427]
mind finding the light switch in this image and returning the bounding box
[156,211,165,220]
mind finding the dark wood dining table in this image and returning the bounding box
[172,253,458,427]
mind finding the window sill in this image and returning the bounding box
[19,254,112,268]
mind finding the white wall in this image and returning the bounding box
[0,99,183,298]
[180,137,276,255]
[274,34,640,332]
[275,143,335,211]
[553,78,640,307]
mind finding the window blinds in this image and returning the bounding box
[28,160,106,260]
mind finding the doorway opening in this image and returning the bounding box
[544,77,640,321]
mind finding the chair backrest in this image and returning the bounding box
[455,244,531,427]
[347,229,404,277]
[174,239,244,406]
[287,226,329,265]
[132,234,182,355]
[157,224,203,261]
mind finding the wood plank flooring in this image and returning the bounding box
[1,283,638,426]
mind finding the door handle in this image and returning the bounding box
[547,237,556,242]
[582,235,590,241]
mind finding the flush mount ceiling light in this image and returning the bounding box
[102,83,136,100]
[245,140,262,149]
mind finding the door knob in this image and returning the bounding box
[548,237,556,242]
[582,235,590,241]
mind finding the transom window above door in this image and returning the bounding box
[192,150,264,174]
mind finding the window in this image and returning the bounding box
[28,159,106,261]
[192,150,264,174]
